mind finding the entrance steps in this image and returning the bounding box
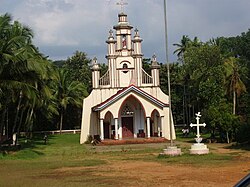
[99,137,169,146]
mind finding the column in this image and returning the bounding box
[161,116,165,138]
[114,118,118,140]
[157,116,161,137]
[147,117,151,138]
[100,119,104,140]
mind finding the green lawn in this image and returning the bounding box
[0,134,246,187]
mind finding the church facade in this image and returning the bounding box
[80,12,175,144]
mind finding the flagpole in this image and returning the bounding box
[163,0,173,147]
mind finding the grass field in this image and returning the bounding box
[0,134,249,187]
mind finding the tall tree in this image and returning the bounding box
[63,51,92,92]
[0,13,55,142]
[173,35,191,60]
[53,68,88,134]
[224,57,246,115]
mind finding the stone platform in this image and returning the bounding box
[163,146,182,156]
[189,143,209,155]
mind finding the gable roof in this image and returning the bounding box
[92,85,168,111]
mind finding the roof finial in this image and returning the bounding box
[116,0,128,13]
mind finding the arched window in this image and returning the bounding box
[122,63,128,73]
[123,63,128,69]
[121,104,133,116]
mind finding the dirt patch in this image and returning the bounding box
[47,144,250,186]
[101,160,250,187]
[51,157,250,186]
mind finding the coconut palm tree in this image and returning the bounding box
[53,68,88,134]
[0,13,53,142]
[224,57,246,115]
[173,35,191,59]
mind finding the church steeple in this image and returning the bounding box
[101,11,159,88]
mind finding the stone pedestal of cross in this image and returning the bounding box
[190,112,206,143]
[189,112,209,155]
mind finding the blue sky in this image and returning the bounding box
[1,0,250,63]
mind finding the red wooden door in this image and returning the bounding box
[122,117,133,138]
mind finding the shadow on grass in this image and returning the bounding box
[225,143,250,151]
[0,134,58,159]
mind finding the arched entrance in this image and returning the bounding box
[119,95,146,139]
[151,109,161,137]
[104,111,114,139]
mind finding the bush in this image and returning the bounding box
[236,123,250,144]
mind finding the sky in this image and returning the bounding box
[0,0,250,64]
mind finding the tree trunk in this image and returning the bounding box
[26,108,34,139]
[226,131,230,144]
[233,91,236,115]
[17,108,25,136]
[12,91,23,134]
[6,110,9,140]
[59,109,64,134]
[0,108,7,143]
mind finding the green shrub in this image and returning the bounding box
[236,123,250,144]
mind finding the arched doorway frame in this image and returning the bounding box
[118,94,146,139]
[103,111,114,139]
[150,109,161,137]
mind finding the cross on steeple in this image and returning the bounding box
[116,0,128,13]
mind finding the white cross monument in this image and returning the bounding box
[190,112,206,143]
[189,112,209,154]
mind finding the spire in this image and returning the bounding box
[133,28,142,41]
[134,28,139,36]
[91,57,100,71]
[151,54,160,68]
[107,29,115,41]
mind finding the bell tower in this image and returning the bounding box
[99,7,158,89]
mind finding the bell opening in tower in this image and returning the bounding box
[122,34,126,48]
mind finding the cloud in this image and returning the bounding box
[1,0,250,62]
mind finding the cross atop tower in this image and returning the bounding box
[116,0,128,13]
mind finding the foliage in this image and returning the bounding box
[0,13,58,142]
[171,32,249,143]
[235,123,250,144]
[63,51,92,92]
[52,68,88,133]
[0,14,90,143]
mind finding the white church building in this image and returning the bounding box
[80,11,175,144]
